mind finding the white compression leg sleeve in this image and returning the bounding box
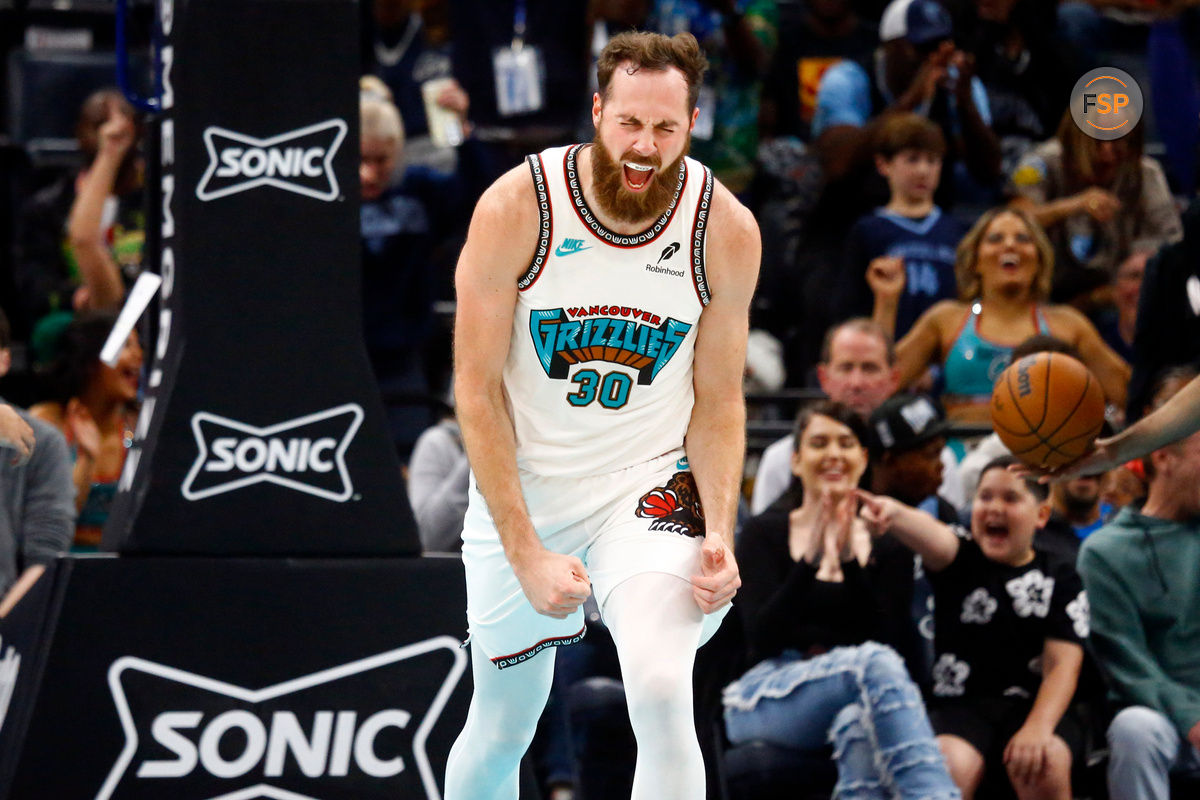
[603,571,707,800]
[444,639,556,800]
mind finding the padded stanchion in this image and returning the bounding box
[0,554,471,799]
[105,0,418,555]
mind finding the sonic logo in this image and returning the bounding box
[97,637,467,800]
[181,405,363,502]
[636,472,705,538]
[529,307,691,384]
[195,119,347,202]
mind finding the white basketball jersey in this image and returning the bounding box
[503,143,714,477]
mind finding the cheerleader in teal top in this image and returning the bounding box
[890,208,1130,428]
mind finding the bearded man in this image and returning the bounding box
[444,30,761,800]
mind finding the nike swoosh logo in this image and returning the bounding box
[555,242,591,256]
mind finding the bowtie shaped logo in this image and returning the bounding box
[196,119,347,202]
[181,405,363,502]
[97,637,467,800]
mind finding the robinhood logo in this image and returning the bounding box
[196,119,347,201]
[96,637,467,800]
[181,405,363,502]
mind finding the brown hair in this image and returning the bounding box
[874,113,946,160]
[791,400,870,453]
[979,455,1050,502]
[819,318,896,367]
[954,207,1055,302]
[596,31,709,112]
[1055,109,1145,209]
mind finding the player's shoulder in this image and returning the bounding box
[467,162,542,247]
[477,161,539,218]
[701,173,761,290]
[704,172,759,246]
[458,162,544,282]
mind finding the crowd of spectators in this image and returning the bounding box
[1,0,1200,799]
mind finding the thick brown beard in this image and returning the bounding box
[590,132,687,225]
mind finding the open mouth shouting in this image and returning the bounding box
[999,253,1021,271]
[623,161,655,192]
[979,519,1011,551]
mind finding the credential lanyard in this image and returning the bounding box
[512,0,527,50]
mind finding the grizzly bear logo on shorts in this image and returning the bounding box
[636,472,705,538]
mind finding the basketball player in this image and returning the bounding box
[445,31,759,800]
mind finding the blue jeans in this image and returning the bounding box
[723,642,959,800]
[1108,706,1200,800]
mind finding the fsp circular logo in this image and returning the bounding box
[1070,67,1143,140]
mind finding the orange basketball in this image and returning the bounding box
[990,352,1106,469]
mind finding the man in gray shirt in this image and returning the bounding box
[0,310,74,615]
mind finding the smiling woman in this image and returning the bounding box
[723,400,961,799]
[893,207,1130,425]
[29,312,143,550]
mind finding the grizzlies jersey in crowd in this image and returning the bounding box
[505,144,714,477]
[845,207,967,339]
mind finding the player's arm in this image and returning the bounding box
[453,166,590,619]
[855,488,960,571]
[1049,305,1131,408]
[1004,638,1083,784]
[1102,373,1200,463]
[894,301,954,390]
[685,181,759,614]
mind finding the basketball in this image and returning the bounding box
[990,352,1107,469]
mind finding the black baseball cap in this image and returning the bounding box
[868,393,951,453]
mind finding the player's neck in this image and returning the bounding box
[884,196,934,218]
[577,145,665,236]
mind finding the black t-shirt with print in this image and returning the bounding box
[927,530,1088,702]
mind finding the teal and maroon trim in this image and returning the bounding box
[519,152,553,290]
[491,625,587,670]
[689,166,713,306]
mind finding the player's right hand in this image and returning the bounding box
[512,549,592,619]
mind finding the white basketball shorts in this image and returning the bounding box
[460,449,730,669]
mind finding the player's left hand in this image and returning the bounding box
[1003,723,1053,786]
[691,534,740,614]
[1010,437,1119,483]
